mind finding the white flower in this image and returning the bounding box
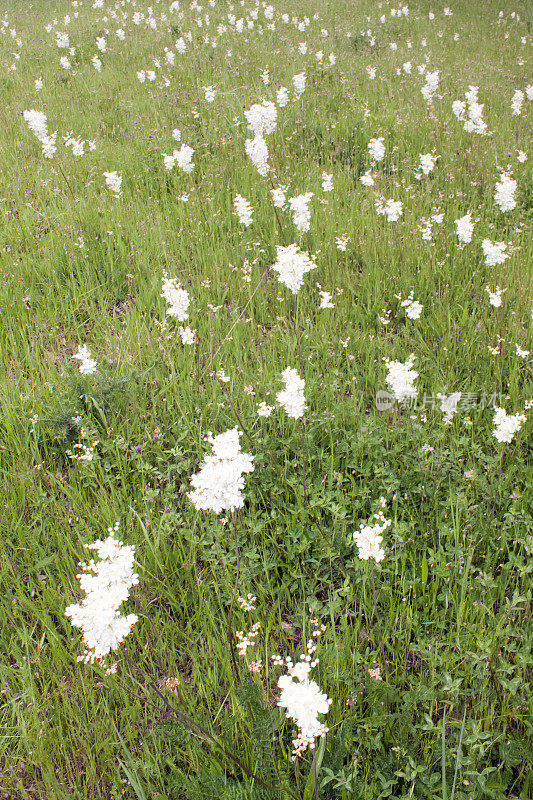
[203,84,216,102]
[41,133,57,159]
[65,526,139,663]
[271,243,317,295]
[375,198,403,222]
[455,212,474,245]
[437,392,462,423]
[92,55,102,71]
[116,28,125,40]
[418,152,436,175]
[292,71,306,95]
[245,136,270,176]
[354,498,390,562]
[452,86,489,135]
[256,401,274,417]
[276,86,289,107]
[401,293,423,319]
[277,662,331,758]
[178,325,196,345]
[319,291,334,309]
[73,344,97,375]
[96,36,107,52]
[321,172,333,192]
[492,407,526,444]
[35,76,43,91]
[384,354,418,403]
[60,55,71,70]
[403,61,412,74]
[368,137,385,161]
[187,427,254,514]
[366,66,377,80]
[481,239,509,267]
[174,144,195,173]
[421,70,439,103]
[244,100,277,137]
[137,70,146,83]
[511,89,524,116]
[161,274,190,321]
[162,152,176,171]
[354,522,387,562]
[359,170,374,187]
[494,172,517,212]
[271,186,287,209]
[485,285,506,307]
[233,194,253,227]
[288,192,313,233]
[277,367,306,419]
[516,150,527,163]
[103,171,122,196]
[55,31,69,48]
[23,109,48,140]
[335,234,350,251]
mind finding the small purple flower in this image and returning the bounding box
[134,445,141,453]
[153,433,159,442]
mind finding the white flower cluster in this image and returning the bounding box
[65,525,139,663]
[485,285,506,307]
[292,71,306,95]
[384,353,418,403]
[481,239,509,267]
[161,273,190,321]
[417,152,437,176]
[103,170,122,196]
[277,367,306,419]
[244,134,270,176]
[236,621,260,656]
[367,136,385,162]
[72,344,97,375]
[321,171,333,192]
[375,198,403,222]
[492,407,526,444]
[244,100,277,137]
[511,89,524,116]
[288,192,314,233]
[353,497,390,562]
[494,172,517,213]
[233,193,253,226]
[421,70,439,104]
[270,243,317,295]
[243,100,277,178]
[276,619,331,759]
[437,392,462,424]
[399,291,423,320]
[187,427,254,514]
[455,212,475,245]
[162,144,195,173]
[23,109,57,158]
[452,86,489,135]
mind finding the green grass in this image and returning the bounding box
[0,0,531,798]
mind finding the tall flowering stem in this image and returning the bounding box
[370,561,386,675]
[353,498,391,675]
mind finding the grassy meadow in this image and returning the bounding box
[0,0,532,798]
